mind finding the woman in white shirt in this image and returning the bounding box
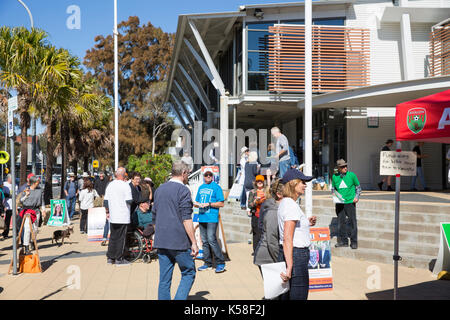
[278,168,317,300]
[78,179,99,234]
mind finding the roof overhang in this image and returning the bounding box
[380,7,450,24]
[297,75,450,109]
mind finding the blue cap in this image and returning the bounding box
[281,168,314,184]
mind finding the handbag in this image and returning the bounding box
[94,195,104,208]
[0,215,5,230]
[19,253,42,273]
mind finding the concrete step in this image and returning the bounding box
[356,227,440,245]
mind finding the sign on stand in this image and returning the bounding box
[380,151,416,176]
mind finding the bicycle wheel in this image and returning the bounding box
[125,231,143,262]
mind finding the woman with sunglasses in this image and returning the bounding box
[278,168,317,300]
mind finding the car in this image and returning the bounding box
[52,175,61,186]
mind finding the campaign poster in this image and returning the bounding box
[87,207,108,242]
[47,199,70,227]
[308,227,333,292]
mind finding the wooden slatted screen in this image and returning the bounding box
[268,25,370,93]
[430,25,450,77]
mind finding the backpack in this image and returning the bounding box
[0,188,5,214]
[289,146,299,167]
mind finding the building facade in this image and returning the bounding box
[164,0,450,190]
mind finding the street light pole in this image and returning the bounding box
[114,0,119,171]
[17,0,37,176]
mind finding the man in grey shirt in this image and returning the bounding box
[271,127,290,179]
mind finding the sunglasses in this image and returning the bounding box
[204,173,213,177]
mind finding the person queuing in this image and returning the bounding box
[17,176,44,254]
[278,168,317,300]
[194,168,226,273]
[238,146,249,210]
[254,179,284,273]
[128,172,142,217]
[411,141,429,191]
[243,151,259,214]
[271,127,291,179]
[104,167,133,266]
[78,179,99,234]
[64,172,79,220]
[331,159,361,249]
[152,161,199,300]
[247,175,267,254]
[1,174,17,240]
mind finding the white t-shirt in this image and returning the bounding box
[277,197,310,248]
[79,188,99,210]
[104,179,133,224]
[3,181,17,210]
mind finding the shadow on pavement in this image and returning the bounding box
[365,280,450,300]
[188,291,210,300]
[41,250,82,272]
[40,284,70,300]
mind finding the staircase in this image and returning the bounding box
[219,196,450,270]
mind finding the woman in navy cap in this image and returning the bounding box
[278,168,317,300]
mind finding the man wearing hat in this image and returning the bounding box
[331,159,361,249]
[193,168,226,273]
[64,172,79,219]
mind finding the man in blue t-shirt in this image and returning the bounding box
[194,169,226,273]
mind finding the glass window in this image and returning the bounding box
[248,51,268,72]
[313,18,345,26]
[248,73,268,91]
[281,19,304,25]
[247,21,276,30]
[248,30,270,51]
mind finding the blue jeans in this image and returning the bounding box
[103,219,110,240]
[279,160,290,179]
[199,222,225,266]
[410,166,427,190]
[278,246,310,300]
[66,197,76,219]
[240,187,247,208]
[157,248,196,300]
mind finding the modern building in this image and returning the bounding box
[164,0,450,191]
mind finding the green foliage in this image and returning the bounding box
[127,153,173,188]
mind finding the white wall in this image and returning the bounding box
[346,109,443,190]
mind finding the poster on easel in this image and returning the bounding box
[47,199,70,227]
[308,227,333,292]
[87,207,109,242]
[432,223,450,275]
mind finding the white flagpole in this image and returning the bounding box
[114,0,119,171]
[305,0,313,217]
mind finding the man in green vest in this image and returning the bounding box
[331,159,361,249]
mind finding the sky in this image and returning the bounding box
[0,0,300,61]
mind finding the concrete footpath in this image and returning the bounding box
[0,215,449,300]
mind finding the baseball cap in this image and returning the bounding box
[204,168,214,176]
[281,168,313,184]
[27,173,35,180]
[255,175,265,182]
[240,146,249,154]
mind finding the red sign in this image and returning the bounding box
[396,89,450,143]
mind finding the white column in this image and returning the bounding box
[399,4,415,80]
[220,95,229,190]
[304,0,313,217]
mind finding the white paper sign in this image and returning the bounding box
[380,151,416,176]
[261,262,290,299]
[87,207,108,242]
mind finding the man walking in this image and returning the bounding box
[378,139,394,191]
[271,127,290,178]
[104,167,133,266]
[152,161,199,300]
[331,159,361,249]
[194,168,226,273]
[411,142,429,191]
[64,172,78,219]
[2,174,17,240]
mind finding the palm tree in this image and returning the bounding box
[0,26,49,185]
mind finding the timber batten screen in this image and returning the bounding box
[268,25,370,93]
[430,25,450,77]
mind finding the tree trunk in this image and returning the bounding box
[152,124,156,156]
[70,159,77,174]
[83,156,89,172]
[59,121,69,199]
[44,119,56,205]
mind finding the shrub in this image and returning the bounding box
[127,153,173,188]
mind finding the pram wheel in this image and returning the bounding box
[125,231,144,262]
[142,254,151,264]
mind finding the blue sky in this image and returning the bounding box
[0,0,300,61]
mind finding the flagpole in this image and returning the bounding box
[114,0,119,171]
